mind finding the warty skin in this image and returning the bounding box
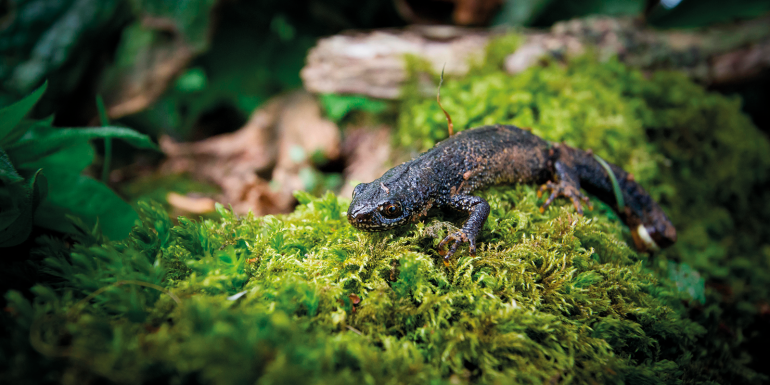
[348,125,677,260]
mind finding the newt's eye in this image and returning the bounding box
[382,203,402,219]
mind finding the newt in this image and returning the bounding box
[347,125,676,260]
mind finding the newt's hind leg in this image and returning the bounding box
[538,162,592,215]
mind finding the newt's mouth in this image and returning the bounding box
[347,210,388,231]
[347,208,410,232]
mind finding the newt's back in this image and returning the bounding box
[419,125,552,194]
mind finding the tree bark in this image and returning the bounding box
[301,15,770,99]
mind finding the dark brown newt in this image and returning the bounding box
[347,125,676,260]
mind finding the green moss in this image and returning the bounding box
[3,41,769,384]
[474,33,525,75]
[4,187,727,384]
[397,49,770,383]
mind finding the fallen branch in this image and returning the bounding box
[301,15,770,99]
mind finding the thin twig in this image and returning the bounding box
[437,64,454,137]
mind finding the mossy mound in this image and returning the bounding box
[4,188,719,384]
[3,40,769,384]
[399,48,770,369]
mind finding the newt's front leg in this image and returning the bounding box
[438,195,490,261]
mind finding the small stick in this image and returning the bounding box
[437,64,453,137]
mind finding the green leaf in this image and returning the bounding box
[7,125,157,167]
[0,188,21,232]
[0,81,47,145]
[5,120,151,241]
[0,148,23,184]
[18,141,136,240]
[20,139,95,177]
[0,169,47,247]
[0,118,49,149]
[33,174,137,240]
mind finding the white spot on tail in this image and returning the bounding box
[635,225,660,251]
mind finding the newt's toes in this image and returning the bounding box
[538,180,591,215]
[537,181,556,199]
[569,194,593,215]
[538,181,559,211]
[438,230,469,260]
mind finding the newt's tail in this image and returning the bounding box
[555,145,676,251]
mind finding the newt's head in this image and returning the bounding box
[347,176,414,232]
[629,204,677,252]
